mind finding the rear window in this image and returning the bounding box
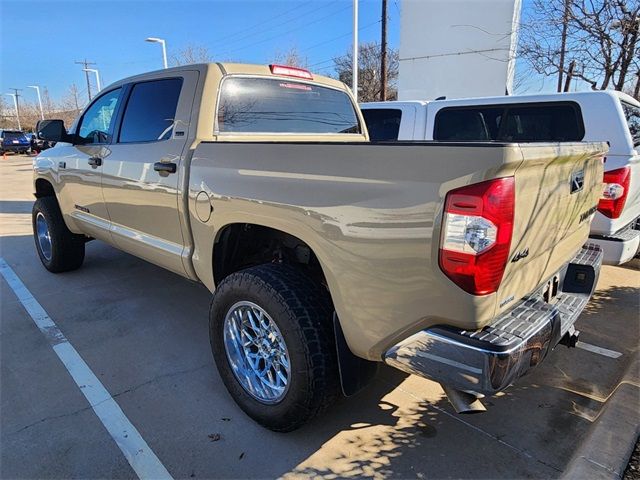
[3,131,26,141]
[361,108,402,141]
[621,102,640,147]
[217,77,360,135]
[434,103,584,142]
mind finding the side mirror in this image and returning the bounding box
[36,119,71,143]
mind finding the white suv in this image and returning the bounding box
[361,90,640,264]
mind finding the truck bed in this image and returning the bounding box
[187,140,606,360]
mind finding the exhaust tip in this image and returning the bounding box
[442,385,487,414]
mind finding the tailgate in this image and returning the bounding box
[496,142,607,313]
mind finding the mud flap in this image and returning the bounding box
[333,313,379,396]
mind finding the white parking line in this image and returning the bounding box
[0,258,173,480]
[575,341,623,359]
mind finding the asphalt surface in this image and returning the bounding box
[1,153,639,479]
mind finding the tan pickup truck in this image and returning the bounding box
[34,63,606,431]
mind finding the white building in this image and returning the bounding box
[398,0,522,100]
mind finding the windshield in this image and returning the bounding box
[621,102,640,147]
[3,131,27,141]
[217,77,361,135]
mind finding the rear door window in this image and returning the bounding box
[434,103,584,142]
[621,102,640,147]
[119,78,183,143]
[361,109,402,141]
[217,77,360,134]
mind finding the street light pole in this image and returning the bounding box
[28,85,45,120]
[83,69,102,92]
[146,37,168,69]
[5,93,21,130]
[352,0,358,102]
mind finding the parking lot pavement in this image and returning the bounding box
[1,153,639,479]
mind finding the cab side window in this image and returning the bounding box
[118,78,183,143]
[77,88,122,145]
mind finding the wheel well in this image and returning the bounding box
[35,179,55,198]
[213,224,328,290]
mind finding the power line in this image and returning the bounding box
[219,3,351,57]
[303,19,382,75]
[220,1,343,52]
[303,19,381,58]
[220,1,314,44]
[399,48,510,62]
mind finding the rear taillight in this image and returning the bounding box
[598,167,630,219]
[439,177,515,295]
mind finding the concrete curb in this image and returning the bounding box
[562,353,640,479]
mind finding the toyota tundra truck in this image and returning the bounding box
[34,63,606,431]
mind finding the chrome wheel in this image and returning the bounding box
[223,301,291,404]
[36,212,52,261]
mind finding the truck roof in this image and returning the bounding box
[104,62,348,93]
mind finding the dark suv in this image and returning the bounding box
[0,130,30,154]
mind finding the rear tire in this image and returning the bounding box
[209,263,339,432]
[32,197,85,273]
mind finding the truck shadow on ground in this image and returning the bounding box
[1,234,636,480]
[582,284,639,317]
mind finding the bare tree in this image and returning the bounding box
[272,46,308,68]
[171,44,215,66]
[57,84,83,126]
[17,101,42,132]
[333,42,399,102]
[0,96,14,129]
[41,87,54,116]
[520,0,640,96]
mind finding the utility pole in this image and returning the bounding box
[75,59,96,101]
[8,88,22,130]
[352,0,358,102]
[557,0,570,92]
[380,0,388,101]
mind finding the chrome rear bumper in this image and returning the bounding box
[384,243,603,395]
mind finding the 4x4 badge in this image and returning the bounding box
[511,248,529,263]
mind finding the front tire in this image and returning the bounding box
[32,197,85,272]
[209,263,339,432]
